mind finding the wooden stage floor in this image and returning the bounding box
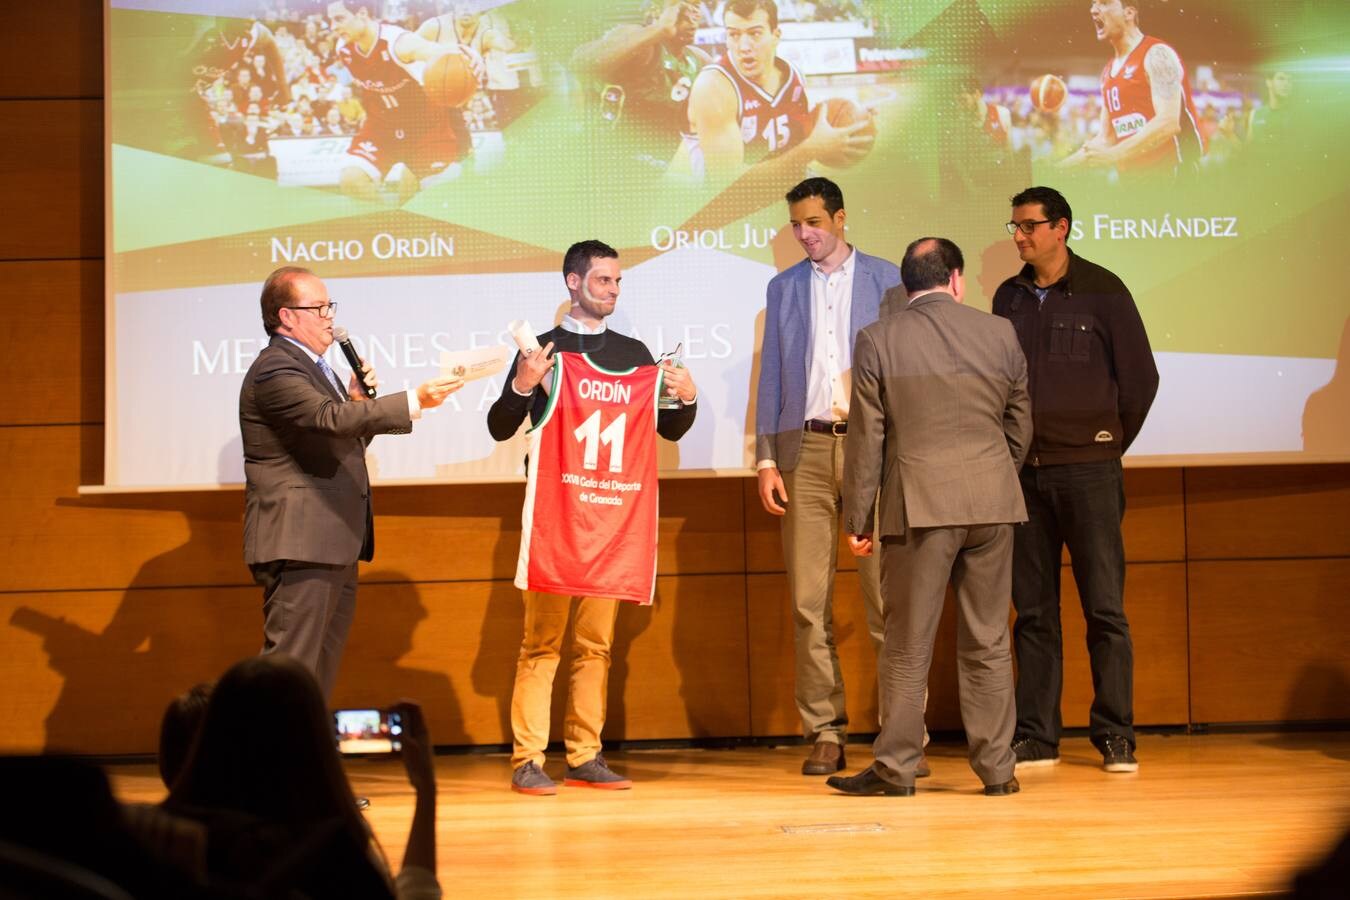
[109,732,1350,899]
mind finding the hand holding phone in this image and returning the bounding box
[334,708,404,755]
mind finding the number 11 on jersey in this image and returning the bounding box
[573,410,627,472]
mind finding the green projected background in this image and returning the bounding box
[105,0,1350,487]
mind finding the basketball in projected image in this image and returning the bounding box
[814,97,876,168]
[1029,73,1068,112]
[424,51,479,108]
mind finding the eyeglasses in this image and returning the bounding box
[1006,219,1054,235]
[285,302,337,318]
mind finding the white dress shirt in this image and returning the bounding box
[803,247,856,424]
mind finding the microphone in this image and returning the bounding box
[332,326,376,399]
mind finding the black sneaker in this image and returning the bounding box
[1095,735,1138,773]
[1011,735,1060,768]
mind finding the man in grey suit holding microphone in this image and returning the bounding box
[829,237,1031,796]
[240,266,463,700]
[755,177,905,776]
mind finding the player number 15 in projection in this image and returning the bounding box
[574,411,627,472]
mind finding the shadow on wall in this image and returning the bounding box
[1280,661,1350,762]
[11,440,257,754]
[333,571,464,744]
[1302,316,1350,454]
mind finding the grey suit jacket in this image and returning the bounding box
[843,291,1032,537]
[240,335,413,567]
[754,249,902,472]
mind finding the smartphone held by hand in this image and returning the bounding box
[334,708,404,755]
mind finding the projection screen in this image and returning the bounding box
[104,0,1350,489]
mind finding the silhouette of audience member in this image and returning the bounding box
[0,755,204,899]
[162,655,441,899]
[158,682,213,790]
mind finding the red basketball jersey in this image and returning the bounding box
[516,354,663,606]
[708,58,811,163]
[983,102,1008,148]
[191,21,261,94]
[1099,35,1205,173]
[336,23,430,126]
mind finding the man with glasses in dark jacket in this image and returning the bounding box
[992,186,1159,774]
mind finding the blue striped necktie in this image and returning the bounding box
[316,355,345,400]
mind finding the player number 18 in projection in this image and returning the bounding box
[574,411,627,472]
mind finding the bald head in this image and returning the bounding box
[901,237,965,299]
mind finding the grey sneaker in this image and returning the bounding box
[1012,735,1061,768]
[510,761,557,796]
[564,754,632,790]
[1095,735,1139,773]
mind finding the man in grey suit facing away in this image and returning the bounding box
[828,238,1031,797]
[240,266,463,700]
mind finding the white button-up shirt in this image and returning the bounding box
[803,247,855,423]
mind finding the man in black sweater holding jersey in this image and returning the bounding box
[487,239,697,796]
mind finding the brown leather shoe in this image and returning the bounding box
[802,740,845,775]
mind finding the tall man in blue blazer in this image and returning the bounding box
[755,177,904,775]
[240,266,463,700]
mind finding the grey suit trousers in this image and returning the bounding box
[253,560,359,701]
[873,524,1016,787]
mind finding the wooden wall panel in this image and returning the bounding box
[1,587,259,755]
[1053,563,1190,727]
[745,468,1186,574]
[370,474,744,583]
[0,573,752,755]
[0,425,251,593]
[4,2,103,99]
[0,100,102,260]
[0,259,103,424]
[1189,559,1350,724]
[1186,465,1350,560]
[0,426,745,593]
[1120,468,1186,562]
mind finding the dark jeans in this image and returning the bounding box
[1012,459,1134,748]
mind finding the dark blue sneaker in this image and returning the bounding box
[564,754,632,790]
[510,761,557,796]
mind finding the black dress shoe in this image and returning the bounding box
[802,740,845,775]
[826,765,915,796]
[983,777,1020,796]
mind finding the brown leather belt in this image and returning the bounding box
[804,420,847,436]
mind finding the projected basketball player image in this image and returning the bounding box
[571,0,712,167]
[1061,0,1205,178]
[327,2,480,204]
[419,5,524,127]
[184,17,291,163]
[940,75,1026,198]
[672,0,872,181]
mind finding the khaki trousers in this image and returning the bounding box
[509,591,619,769]
[781,431,886,743]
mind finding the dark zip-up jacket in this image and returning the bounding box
[992,249,1158,465]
